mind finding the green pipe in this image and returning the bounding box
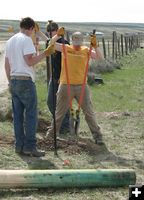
[0,169,136,188]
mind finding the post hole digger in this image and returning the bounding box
[61,29,100,140]
[46,27,104,149]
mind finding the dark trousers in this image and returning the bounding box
[47,78,70,133]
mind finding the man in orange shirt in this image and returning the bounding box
[46,29,104,145]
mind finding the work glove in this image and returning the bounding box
[44,44,55,56]
[90,35,97,48]
[35,22,40,32]
[57,27,65,36]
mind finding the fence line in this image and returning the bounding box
[66,31,144,61]
[98,31,144,60]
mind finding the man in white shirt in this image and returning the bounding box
[5,17,54,157]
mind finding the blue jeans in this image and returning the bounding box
[10,79,37,151]
[47,78,70,133]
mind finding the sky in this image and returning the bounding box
[0,0,144,23]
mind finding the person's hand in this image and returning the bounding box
[35,22,40,32]
[44,45,55,56]
[57,27,65,36]
[90,35,97,48]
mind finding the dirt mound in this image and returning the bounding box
[37,135,106,155]
[0,131,106,156]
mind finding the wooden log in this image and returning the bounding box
[0,169,136,189]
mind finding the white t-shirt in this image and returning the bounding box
[5,32,36,82]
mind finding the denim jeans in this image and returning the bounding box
[10,79,37,151]
[47,78,70,133]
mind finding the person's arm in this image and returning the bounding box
[25,27,65,66]
[49,27,65,52]
[24,52,46,66]
[5,57,11,82]
[34,22,49,42]
[91,47,104,60]
[89,34,104,60]
[49,35,61,45]
[55,42,63,52]
[24,45,55,66]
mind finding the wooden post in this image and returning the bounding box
[129,36,131,52]
[0,169,136,189]
[115,32,117,60]
[117,38,120,59]
[121,34,124,57]
[102,37,106,58]
[124,35,128,55]
[112,31,115,60]
[107,40,110,58]
[112,31,117,60]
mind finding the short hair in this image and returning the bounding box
[46,21,59,32]
[20,17,35,30]
[72,32,83,46]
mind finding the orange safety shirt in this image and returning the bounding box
[60,45,89,84]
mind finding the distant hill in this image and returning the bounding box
[0,19,144,40]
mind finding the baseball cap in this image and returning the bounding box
[72,32,83,46]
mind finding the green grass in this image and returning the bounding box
[91,50,144,111]
[35,61,51,118]
[36,80,48,112]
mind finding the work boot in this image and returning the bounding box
[23,149,45,157]
[92,132,104,145]
[95,137,105,145]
